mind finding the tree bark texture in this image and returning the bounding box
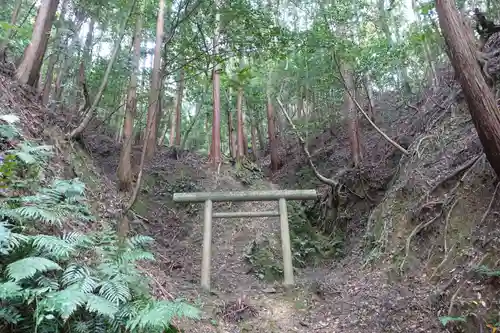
[436,0,500,177]
[16,0,60,86]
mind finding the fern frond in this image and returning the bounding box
[62,231,92,247]
[0,305,23,324]
[62,264,99,293]
[38,285,88,321]
[7,256,62,282]
[120,248,155,264]
[126,300,200,331]
[31,235,77,259]
[0,281,23,299]
[10,206,62,226]
[127,235,154,249]
[7,232,30,249]
[98,278,131,305]
[85,294,119,318]
[35,275,60,291]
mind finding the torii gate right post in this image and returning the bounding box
[172,189,318,290]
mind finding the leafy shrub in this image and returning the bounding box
[0,121,199,332]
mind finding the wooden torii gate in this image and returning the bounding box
[173,189,318,290]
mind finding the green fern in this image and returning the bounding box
[6,257,62,282]
[0,133,200,332]
[85,294,119,318]
[0,306,23,324]
[38,285,88,321]
[0,281,23,299]
[126,300,201,331]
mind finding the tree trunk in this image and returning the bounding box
[227,101,236,158]
[0,0,23,61]
[256,119,265,154]
[236,86,245,161]
[267,91,279,172]
[436,0,500,177]
[16,0,60,86]
[67,0,136,139]
[174,67,184,146]
[251,122,259,160]
[341,61,362,167]
[208,0,222,165]
[41,0,68,105]
[297,86,304,118]
[363,73,375,121]
[144,0,165,160]
[74,16,95,113]
[117,10,142,192]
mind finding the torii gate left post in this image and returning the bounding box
[172,189,318,291]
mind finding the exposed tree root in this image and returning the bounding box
[427,154,482,195]
[401,155,485,273]
[400,211,443,273]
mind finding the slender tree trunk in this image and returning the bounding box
[209,0,222,165]
[256,119,265,154]
[251,122,259,160]
[174,67,184,146]
[267,89,279,172]
[41,0,68,105]
[436,0,500,177]
[144,0,165,160]
[0,0,23,61]
[67,0,136,139]
[297,86,304,118]
[117,9,142,192]
[236,86,245,161]
[363,73,375,121]
[16,0,60,86]
[75,17,95,112]
[227,103,236,158]
[341,61,362,167]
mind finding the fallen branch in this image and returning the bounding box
[276,98,338,188]
[332,53,409,156]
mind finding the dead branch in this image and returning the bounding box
[332,53,409,156]
[276,98,338,188]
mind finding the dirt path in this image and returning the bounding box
[141,176,443,333]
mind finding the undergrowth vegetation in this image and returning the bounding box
[245,201,343,281]
[0,117,199,332]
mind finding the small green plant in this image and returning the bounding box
[439,316,467,327]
